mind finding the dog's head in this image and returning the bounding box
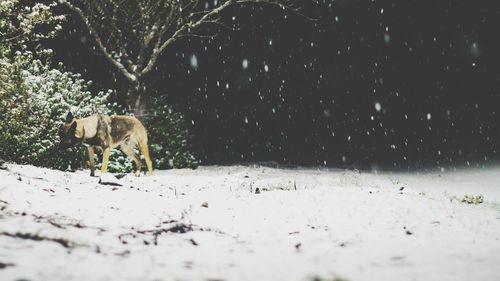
[59,111,80,149]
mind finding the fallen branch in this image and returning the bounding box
[0,262,15,269]
[119,220,227,246]
[0,231,77,249]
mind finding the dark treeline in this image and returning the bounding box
[47,0,500,170]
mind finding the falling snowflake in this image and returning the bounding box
[190,54,198,70]
[242,59,249,69]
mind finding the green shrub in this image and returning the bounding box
[145,98,198,170]
[455,194,484,205]
[0,51,116,170]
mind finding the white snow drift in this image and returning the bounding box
[0,164,499,281]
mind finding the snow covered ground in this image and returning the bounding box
[0,163,499,281]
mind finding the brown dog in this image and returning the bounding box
[60,112,153,176]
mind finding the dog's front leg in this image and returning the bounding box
[101,146,110,174]
[88,146,96,176]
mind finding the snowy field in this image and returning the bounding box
[1,163,500,281]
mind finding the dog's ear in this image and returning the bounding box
[65,111,74,123]
[70,121,77,132]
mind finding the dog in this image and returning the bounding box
[60,111,153,176]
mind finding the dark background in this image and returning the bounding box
[47,0,500,170]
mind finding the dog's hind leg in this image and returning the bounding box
[138,138,153,176]
[121,145,142,177]
[87,146,96,177]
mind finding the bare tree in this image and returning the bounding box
[58,0,313,117]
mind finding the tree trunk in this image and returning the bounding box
[125,80,147,121]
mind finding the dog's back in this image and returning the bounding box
[106,115,148,148]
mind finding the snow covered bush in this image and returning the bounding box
[145,98,198,170]
[0,51,116,170]
[1,0,63,56]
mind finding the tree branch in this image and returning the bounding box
[94,0,137,73]
[237,0,318,21]
[59,0,137,83]
[140,0,236,77]
[60,0,315,83]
